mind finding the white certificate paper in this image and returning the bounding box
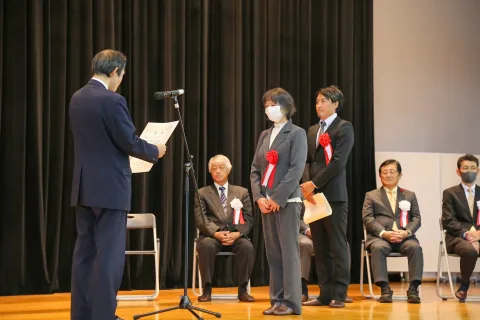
[303,193,332,224]
[130,121,179,173]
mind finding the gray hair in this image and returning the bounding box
[208,154,232,172]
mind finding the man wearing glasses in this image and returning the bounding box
[362,159,423,303]
[442,154,480,302]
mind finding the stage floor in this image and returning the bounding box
[0,283,479,319]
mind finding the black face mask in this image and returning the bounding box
[461,171,477,184]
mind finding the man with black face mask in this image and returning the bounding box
[442,154,480,302]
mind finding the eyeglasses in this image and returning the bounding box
[380,170,398,176]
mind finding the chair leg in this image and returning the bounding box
[436,242,449,300]
[365,251,378,299]
[192,245,201,297]
[360,244,370,299]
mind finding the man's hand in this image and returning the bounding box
[257,198,272,214]
[382,231,404,243]
[466,231,480,243]
[266,199,281,212]
[300,181,316,197]
[222,232,241,246]
[213,231,230,242]
[156,143,167,158]
[304,192,316,205]
[305,228,312,238]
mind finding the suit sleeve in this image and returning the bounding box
[406,192,421,235]
[104,96,159,163]
[311,122,354,190]
[301,127,314,183]
[362,192,385,238]
[270,129,308,207]
[194,191,220,237]
[235,189,254,237]
[250,131,267,202]
[442,189,468,237]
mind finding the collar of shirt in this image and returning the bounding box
[461,183,476,196]
[383,186,397,196]
[214,182,229,197]
[91,77,108,90]
[319,113,337,131]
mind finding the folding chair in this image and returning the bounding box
[192,230,251,299]
[117,213,160,301]
[360,228,414,300]
[436,218,480,301]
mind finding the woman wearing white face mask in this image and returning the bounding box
[250,88,308,316]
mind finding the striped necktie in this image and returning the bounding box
[219,186,227,215]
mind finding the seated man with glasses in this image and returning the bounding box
[194,154,255,302]
[362,159,423,303]
[442,154,480,302]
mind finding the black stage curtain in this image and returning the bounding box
[0,0,374,295]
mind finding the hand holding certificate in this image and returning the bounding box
[303,193,332,224]
[130,121,179,173]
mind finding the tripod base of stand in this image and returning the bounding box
[133,295,221,320]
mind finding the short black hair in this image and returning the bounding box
[316,85,344,113]
[262,88,296,119]
[92,49,127,77]
[379,159,402,175]
[457,154,479,169]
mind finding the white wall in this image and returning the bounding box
[374,0,480,275]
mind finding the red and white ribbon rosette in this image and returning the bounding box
[230,198,245,225]
[319,133,333,165]
[398,200,411,228]
[262,150,279,188]
[477,200,480,226]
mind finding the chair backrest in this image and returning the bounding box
[438,217,447,242]
[127,213,156,229]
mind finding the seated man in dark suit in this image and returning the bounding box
[299,219,354,303]
[362,159,423,304]
[299,220,314,302]
[442,154,480,302]
[194,154,255,302]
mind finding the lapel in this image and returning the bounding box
[309,123,320,159]
[379,187,395,216]
[225,185,237,222]
[269,119,293,151]
[474,185,480,227]
[456,184,473,222]
[208,185,225,219]
[396,186,405,219]
[262,127,273,156]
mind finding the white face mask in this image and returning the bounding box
[265,105,284,123]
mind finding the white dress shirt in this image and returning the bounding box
[315,113,337,147]
[91,77,108,90]
[214,182,229,198]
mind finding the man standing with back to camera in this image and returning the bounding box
[69,49,166,320]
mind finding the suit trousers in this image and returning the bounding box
[196,237,255,291]
[71,206,127,320]
[310,201,349,302]
[448,237,480,283]
[299,234,314,281]
[262,202,302,314]
[367,238,423,284]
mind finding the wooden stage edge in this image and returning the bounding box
[1,283,480,320]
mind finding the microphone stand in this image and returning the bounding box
[133,96,221,320]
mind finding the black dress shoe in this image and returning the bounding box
[345,295,353,303]
[407,288,421,304]
[263,304,281,315]
[378,287,393,303]
[455,289,467,302]
[198,292,212,302]
[329,300,345,308]
[238,292,255,302]
[273,306,294,316]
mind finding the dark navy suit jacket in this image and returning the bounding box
[69,79,159,211]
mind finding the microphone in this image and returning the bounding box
[153,89,185,100]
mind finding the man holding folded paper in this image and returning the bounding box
[301,86,354,308]
[362,159,423,304]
